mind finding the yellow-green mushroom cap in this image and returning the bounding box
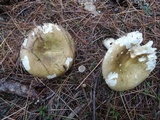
[102,31,157,91]
[20,23,75,79]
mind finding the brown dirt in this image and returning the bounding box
[0,0,160,120]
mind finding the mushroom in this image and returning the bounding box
[78,65,86,73]
[102,31,157,91]
[78,0,99,16]
[20,23,75,79]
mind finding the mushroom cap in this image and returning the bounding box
[20,23,75,79]
[102,31,157,91]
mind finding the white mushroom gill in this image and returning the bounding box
[22,38,28,47]
[130,41,156,58]
[65,57,73,68]
[54,24,61,31]
[37,23,54,34]
[138,56,146,62]
[105,72,118,87]
[116,31,143,49]
[130,41,157,72]
[146,54,157,71]
[47,74,57,79]
[32,31,35,36]
[21,55,30,71]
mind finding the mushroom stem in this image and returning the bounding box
[103,38,115,49]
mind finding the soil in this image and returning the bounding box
[0,0,160,120]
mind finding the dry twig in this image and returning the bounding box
[0,80,38,99]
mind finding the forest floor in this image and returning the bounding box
[0,0,160,120]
